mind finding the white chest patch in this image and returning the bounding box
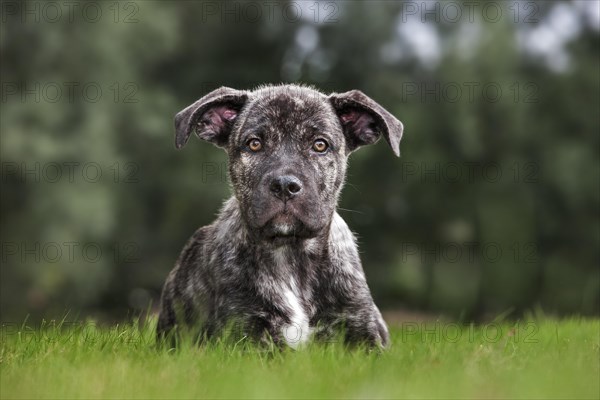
[281,283,311,348]
[273,248,311,348]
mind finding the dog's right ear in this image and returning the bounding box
[329,90,403,157]
[174,87,249,149]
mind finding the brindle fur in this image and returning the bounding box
[157,84,403,349]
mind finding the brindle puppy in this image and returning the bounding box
[157,84,403,349]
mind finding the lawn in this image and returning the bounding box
[1,317,598,399]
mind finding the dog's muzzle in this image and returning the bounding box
[269,175,303,202]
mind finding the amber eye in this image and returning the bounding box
[312,139,329,153]
[247,138,262,152]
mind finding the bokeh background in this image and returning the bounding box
[1,0,598,323]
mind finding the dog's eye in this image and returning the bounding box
[312,139,329,153]
[247,138,262,152]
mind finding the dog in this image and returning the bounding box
[157,84,403,349]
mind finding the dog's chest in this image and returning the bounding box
[260,247,313,348]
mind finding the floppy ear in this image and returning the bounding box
[174,87,249,149]
[329,90,404,156]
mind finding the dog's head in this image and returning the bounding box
[174,85,403,243]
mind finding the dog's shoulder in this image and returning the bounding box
[177,225,210,267]
[165,224,211,293]
[328,212,359,260]
[326,212,368,284]
[177,197,245,265]
[173,197,247,284]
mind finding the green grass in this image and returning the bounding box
[1,317,598,399]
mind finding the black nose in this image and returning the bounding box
[269,175,303,201]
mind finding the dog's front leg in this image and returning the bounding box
[239,313,290,349]
[322,270,390,348]
[340,300,390,348]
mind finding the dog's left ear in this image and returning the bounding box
[329,90,404,156]
[174,87,249,149]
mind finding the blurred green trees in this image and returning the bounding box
[1,1,598,322]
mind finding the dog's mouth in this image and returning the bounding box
[246,192,330,243]
[269,213,296,234]
[256,208,319,243]
[265,213,308,237]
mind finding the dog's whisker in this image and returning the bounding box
[337,207,365,214]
